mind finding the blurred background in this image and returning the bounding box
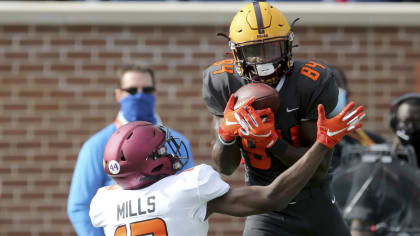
[0,1,419,235]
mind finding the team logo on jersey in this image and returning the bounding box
[286,107,299,112]
[108,160,121,174]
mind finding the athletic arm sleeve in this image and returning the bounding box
[202,66,230,117]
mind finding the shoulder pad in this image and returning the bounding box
[195,164,230,202]
[202,59,246,116]
[289,60,338,119]
[292,60,333,84]
[204,59,237,80]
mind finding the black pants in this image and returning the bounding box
[243,183,351,236]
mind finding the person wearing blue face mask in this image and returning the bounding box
[115,68,158,125]
[119,87,157,124]
[389,93,420,167]
[67,64,195,236]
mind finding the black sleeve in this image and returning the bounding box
[202,62,245,117]
[202,66,230,117]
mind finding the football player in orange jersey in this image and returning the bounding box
[202,1,354,235]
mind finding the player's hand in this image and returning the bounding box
[218,95,256,143]
[236,105,278,148]
[317,101,365,149]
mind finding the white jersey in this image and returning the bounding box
[90,164,230,236]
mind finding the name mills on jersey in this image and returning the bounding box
[117,196,156,221]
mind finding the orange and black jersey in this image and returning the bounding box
[202,59,339,186]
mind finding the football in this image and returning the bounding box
[233,83,280,114]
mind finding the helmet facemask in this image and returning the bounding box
[150,125,189,172]
[231,33,294,86]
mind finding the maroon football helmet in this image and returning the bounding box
[103,121,187,189]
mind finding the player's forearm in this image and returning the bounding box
[269,141,308,166]
[211,142,330,217]
[270,141,332,181]
[266,142,329,209]
[211,140,242,175]
[311,150,332,180]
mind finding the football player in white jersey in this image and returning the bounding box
[90,101,365,236]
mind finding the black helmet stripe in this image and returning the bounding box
[253,1,265,34]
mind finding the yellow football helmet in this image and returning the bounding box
[229,1,295,85]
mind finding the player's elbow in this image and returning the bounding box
[211,155,238,176]
[275,201,289,211]
[312,164,328,180]
[211,163,236,176]
[219,165,237,176]
[269,197,289,211]
[265,189,291,211]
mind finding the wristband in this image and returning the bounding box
[218,134,236,146]
[267,138,288,156]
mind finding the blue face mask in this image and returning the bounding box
[120,93,157,124]
[329,88,347,117]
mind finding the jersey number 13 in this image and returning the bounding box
[115,218,168,236]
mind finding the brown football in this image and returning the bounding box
[233,83,280,114]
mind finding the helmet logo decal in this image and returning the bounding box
[252,1,265,34]
[108,160,121,175]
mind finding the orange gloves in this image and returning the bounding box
[220,94,366,152]
[219,94,278,148]
[218,95,256,144]
[235,106,278,148]
[317,101,366,149]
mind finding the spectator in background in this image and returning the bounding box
[389,93,420,165]
[67,64,194,236]
[344,93,420,236]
